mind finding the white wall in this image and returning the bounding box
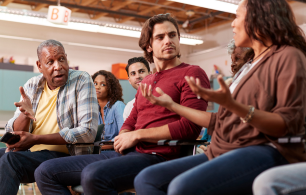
[188,46,231,79]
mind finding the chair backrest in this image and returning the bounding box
[95,124,104,142]
[93,124,104,154]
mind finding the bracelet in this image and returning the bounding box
[240,106,255,123]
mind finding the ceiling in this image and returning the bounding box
[0,0,304,34]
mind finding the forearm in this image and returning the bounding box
[119,129,132,134]
[135,125,172,143]
[227,100,286,137]
[33,133,67,145]
[169,102,211,128]
[13,113,31,132]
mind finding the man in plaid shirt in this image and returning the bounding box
[0,39,99,195]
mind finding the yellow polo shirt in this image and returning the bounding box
[30,82,69,154]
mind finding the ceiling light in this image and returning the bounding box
[0,34,143,53]
[168,0,238,14]
[0,7,203,46]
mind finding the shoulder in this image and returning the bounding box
[182,63,209,82]
[181,63,207,75]
[68,70,91,81]
[112,101,126,109]
[274,45,305,61]
[66,70,93,90]
[24,73,44,90]
[268,45,306,77]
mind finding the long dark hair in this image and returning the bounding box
[244,0,306,56]
[92,70,124,108]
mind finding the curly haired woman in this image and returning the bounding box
[92,70,125,145]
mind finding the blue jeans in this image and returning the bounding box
[34,149,165,195]
[253,163,306,195]
[134,145,288,195]
[0,148,68,195]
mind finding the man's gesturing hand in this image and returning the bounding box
[139,83,174,111]
[114,131,139,155]
[14,86,36,121]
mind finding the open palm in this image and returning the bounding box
[14,86,36,121]
[185,75,234,109]
[139,83,174,111]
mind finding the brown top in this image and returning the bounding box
[207,45,306,163]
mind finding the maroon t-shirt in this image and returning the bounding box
[121,63,210,160]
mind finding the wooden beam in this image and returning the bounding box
[189,20,233,34]
[117,1,175,23]
[171,5,201,18]
[2,0,14,6]
[32,3,48,11]
[70,0,97,12]
[92,0,133,20]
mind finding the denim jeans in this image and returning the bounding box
[134,145,288,195]
[0,148,68,195]
[253,163,306,195]
[34,149,165,195]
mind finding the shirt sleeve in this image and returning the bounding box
[271,48,306,135]
[123,100,133,121]
[114,101,125,134]
[168,66,211,140]
[207,112,217,136]
[120,93,138,131]
[59,72,99,143]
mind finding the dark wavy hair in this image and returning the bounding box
[139,13,181,63]
[92,70,124,108]
[244,0,306,56]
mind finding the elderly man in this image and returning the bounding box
[123,56,151,121]
[35,14,210,195]
[0,39,98,195]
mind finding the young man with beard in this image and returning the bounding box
[34,14,210,195]
[123,56,151,121]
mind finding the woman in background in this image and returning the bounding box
[92,70,125,149]
[228,39,253,76]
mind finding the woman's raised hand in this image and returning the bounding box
[185,75,234,110]
[139,83,174,111]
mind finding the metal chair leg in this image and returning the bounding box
[32,183,37,195]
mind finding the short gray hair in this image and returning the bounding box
[227,39,236,55]
[227,39,252,55]
[37,39,65,60]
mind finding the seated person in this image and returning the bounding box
[228,39,254,76]
[253,163,306,195]
[198,39,254,153]
[92,70,125,150]
[134,0,306,194]
[0,39,98,195]
[34,13,210,195]
[123,56,151,121]
[92,70,125,145]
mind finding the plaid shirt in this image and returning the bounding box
[5,69,99,144]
